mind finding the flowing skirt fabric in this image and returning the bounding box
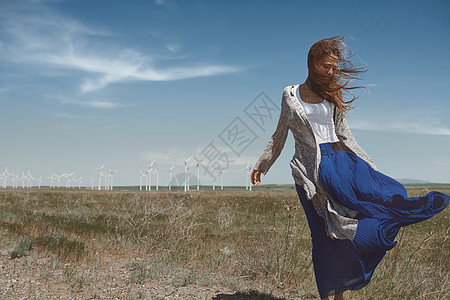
[296,142,449,298]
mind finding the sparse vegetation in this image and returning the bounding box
[10,237,33,258]
[0,187,448,299]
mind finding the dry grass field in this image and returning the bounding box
[0,186,449,299]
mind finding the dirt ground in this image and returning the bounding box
[0,243,290,300]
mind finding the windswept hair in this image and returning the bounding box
[307,36,367,115]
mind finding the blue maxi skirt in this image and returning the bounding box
[295,142,449,298]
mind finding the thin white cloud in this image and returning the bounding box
[47,94,123,109]
[154,0,172,7]
[0,87,12,94]
[0,2,241,93]
[365,83,380,88]
[84,100,122,109]
[432,156,450,167]
[391,121,450,136]
[79,61,239,93]
[55,112,101,119]
[166,43,181,53]
[350,119,450,136]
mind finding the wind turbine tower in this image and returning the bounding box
[139,169,146,191]
[74,177,82,189]
[90,177,95,190]
[145,161,155,191]
[211,167,216,191]
[183,156,193,192]
[108,170,118,191]
[20,172,25,189]
[187,165,191,191]
[47,174,56,188]
[168,165,175,191]
[104,174,110,190]
[153,167,159,191]
[94,164,105,190]
[12,174,18,189]
[245,163,253,191]
[56,174,64,188]
[196,161,204,191]
[220,170,227,190]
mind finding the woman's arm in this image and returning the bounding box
[253,87,290,179]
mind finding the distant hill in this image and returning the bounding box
[396,178,429,184]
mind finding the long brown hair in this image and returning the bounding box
[307,36,366,115]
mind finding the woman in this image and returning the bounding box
[250,36,449,300]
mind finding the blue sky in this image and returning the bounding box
[0,0,449,187]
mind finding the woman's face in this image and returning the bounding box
[315,54,339,80]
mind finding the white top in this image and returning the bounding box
[295,85,339,144]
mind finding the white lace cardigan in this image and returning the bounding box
[254,85,378,240]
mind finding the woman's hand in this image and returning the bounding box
[250,170,262,186]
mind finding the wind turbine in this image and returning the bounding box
[104,174,110,190]
[183,156,193,192]
[26,170,36,188]
[168,165,175,191]
[63,172,74,188]
[72,174,76,188]
[5,167,11,187]
[219,170,227,190]
[108,170,118,191]
[90,177,96,190]
[12,174,18,189]
[211,167,216,191]
[187,165,191,191]
[148,161,155,191]
[47,174,56,188]
[195,161,205,191]
[19,172,25,188]
[94,164,105,190]
[0,167,12,188]
[152,167,159,191]
[55,174,63,188]
[143,161,155,191]
[7,168,13,187]
[244,163,253,191]
[36,176,42,188]
[63,173,70,188]
[139,169,146,191]
[74,176,82,189]
[52,174,58,188]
